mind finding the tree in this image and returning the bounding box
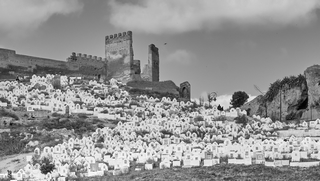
[40,157,55,175]
[230,91,249,108]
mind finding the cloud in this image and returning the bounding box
[0,0,84,37]
[166,50,195,65]
[108,0,320,34]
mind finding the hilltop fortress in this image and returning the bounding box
[0,31,190,100]
[104,31,159,83]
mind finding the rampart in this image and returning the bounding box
[0,48,65,69]
[105,31,134,83]
[67,52,107,79]
[0,48,107,80]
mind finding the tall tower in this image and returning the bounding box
[105,31,134,83]
[148,44,159,82]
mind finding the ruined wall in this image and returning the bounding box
[105,31,134,83]
[0,48,65,69]
[131,60,142,81]
[141,44,159,82]
[132,60,141,75]
[150,44,159,82]
[180,81,191,100]
[0,48,107,80]
[66,52,107,80]
[0,48,67,78]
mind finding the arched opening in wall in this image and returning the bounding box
[182,87,188,99]
[98,74,101,80]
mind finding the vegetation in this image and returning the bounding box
[128,88,179,100]
[214,115,227,122]
[234,115,249,125]
[194,116,204,122]
[265,74,306,102]
[0,97,10,104]
[0,132,27,156]
[230,91,249,108]
[40,157,56,174]
[0,109,19,120]
[40,118,95,135]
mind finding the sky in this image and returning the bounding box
[1,0,320,108]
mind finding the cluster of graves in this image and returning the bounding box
[1,74,320,180]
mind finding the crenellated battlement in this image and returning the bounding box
[105,31,132,42]
[68,52,106,62]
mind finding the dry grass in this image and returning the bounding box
[69,164,320,181]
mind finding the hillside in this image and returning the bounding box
[242,65,320,121]
[126,80,180,99]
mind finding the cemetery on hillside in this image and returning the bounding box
[1,75,320,181]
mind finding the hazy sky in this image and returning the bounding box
[1,0,320,108]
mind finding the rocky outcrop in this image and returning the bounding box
[304,65,320,108]
[301,65,320,119]
[241,65,320,121]
[243,84,308,121]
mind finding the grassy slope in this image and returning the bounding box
[70,164,320,181]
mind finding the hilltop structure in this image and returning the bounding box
[0,31,191,100]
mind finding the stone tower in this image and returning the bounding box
[142,44,159,82]
[105,31,134,83]
[180,81,191,100]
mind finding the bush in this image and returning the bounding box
[0,97,10,104]
[40,157,55,174]
[285,112,296,121]
[78,113,88,119]
[160,130,173,136]
[0,109,19,120]
[215,115,227,121]
[234,115,249,125]
[265,74,306,102]
[194,116,204,122]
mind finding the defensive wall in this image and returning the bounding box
[0,48,106,80]
[105,31,134,83]
[0,31,191,100]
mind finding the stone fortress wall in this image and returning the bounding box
[105,31,134,83]
[0,48,65,70]
[0,31,160,83]
[66,52,107,79]
[0,48,106,79]
[0,31,190,100]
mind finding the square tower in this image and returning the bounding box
[142,44,160,82]
[105,31,134,83]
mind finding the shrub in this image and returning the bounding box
[234,115,249,125]
[265,74,306,102]
[194,116,204,122]
[0,97,10,104]
[100,110,108,114]
[0,109,19,120]
[160,130,173,136]
[51,112,64,117]
[77,113,88,119]
[215,115,227,121]
[135,130,150,137]
[285,112,296,121]
[40,157,55,174]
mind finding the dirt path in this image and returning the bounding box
[0,153,33,173]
